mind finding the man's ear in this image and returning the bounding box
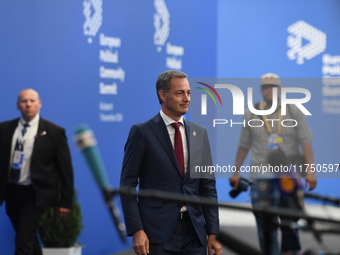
[159,90,166,103]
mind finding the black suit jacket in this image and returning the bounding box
[0,117,74,209]
[120,113,219,244]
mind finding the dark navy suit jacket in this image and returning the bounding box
[0,117,74,209]
[120,113,219,244]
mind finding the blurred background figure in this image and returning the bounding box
[0,89,74,255]
[230,73,317,255]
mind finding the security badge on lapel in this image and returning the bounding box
[38,131,47,137]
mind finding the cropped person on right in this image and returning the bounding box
[230,73,317,255]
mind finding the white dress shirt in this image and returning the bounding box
[160,110,188,174]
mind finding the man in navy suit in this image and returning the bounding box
[0,89,74,255]
[120,70,222,255]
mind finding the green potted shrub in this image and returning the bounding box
[38,192,84,255]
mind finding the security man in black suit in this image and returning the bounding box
[0,89,74,255]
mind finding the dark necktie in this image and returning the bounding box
[171,122,185,177]
[22,123,30,136]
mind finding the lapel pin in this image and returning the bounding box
[40,131,47,136]
[193,131,196,136]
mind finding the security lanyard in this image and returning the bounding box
[259,101,282,134]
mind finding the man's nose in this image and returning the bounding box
[183,93,190,101]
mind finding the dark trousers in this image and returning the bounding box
[149,212,206,255]
[252,181,301,255]
[5,183,44,255]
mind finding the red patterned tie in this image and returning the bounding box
[171,122,185,177]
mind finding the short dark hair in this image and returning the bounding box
[156,70,188,104]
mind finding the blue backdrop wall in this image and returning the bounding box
[0,1,339,254]
[0,1,217,254]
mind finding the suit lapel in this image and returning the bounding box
[4,119,19,147]
[150,114,183,177]
[183,119,193,182]
[3,119,20,169]
[31,118,47,161]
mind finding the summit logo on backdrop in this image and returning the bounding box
[153,0,184,69]
[153,0,170,52]
[83,0,103,44]
[287,20,327,65]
